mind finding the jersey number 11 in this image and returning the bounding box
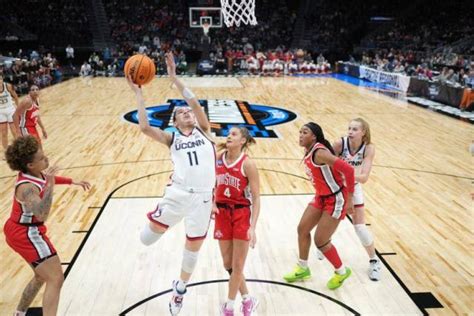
[187,151,199,166]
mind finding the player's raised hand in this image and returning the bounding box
[72,180,92,191]
[165,52,176,77]
[126,75,142,93]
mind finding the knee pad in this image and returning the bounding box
[140,224,163,246]
[182,249,199,274]
[354,224,373,247]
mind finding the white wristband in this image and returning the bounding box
[182,87,195,99]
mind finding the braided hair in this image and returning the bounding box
[304,122,335,155]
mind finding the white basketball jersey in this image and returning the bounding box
[170,127,216,191]
[340,136,366,173]
[0,83,14,110]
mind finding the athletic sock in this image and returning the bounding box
[322,245,343,270]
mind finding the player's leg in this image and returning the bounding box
[5,222,57,316]
[352,184,380,280]
[169,238,204,315]
[15,273,44,315]
[34,255,64,316]
[283,200,322,282]
[223,205,256,315]
[216,207,250,296]
[315,192,351,290]
[353,206,374,255]
[141,204,169,246]
[7,107,18,139]
[141,186,185,246]
[0,120,8,150]
[169,191,212,315]
[26,126,42,149]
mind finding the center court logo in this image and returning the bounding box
[123,99,297,138]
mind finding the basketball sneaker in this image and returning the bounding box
[369,259,381,281]
[283,264,311,282]
[169,280,186,315]
[241,296,259,316]
[220,303,234,316]
[327,267,352,290]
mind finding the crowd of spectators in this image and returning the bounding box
[77,46,331,77]
[302,0,366,54]
[0,49,62,95]
[1,0,472,85]
[361,6,473,54]
[203,48,330,76]
[104,0,297,60]
[349,48,474,87]
[1,0,91,46]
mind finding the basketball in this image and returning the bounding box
[124,54,156,86]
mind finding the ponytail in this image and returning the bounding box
[304,122,335,154]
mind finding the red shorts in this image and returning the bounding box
[20,126,41,143]
[4,219,57,267]
[309,188,347,220]
[214,203,251,241]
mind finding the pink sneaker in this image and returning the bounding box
[241,296,259,316]
[220,303,234,316]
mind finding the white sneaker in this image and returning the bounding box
[317,249,324,260]
[169,280,186,315]
[369,259,381,281]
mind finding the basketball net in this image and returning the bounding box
[202,22,210,36]
[220,0,257,27]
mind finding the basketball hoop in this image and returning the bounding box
[220,0,257,27]
[202,22,210,36]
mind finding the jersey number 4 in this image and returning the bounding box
[187,151,199,166]
[224,187,231,198]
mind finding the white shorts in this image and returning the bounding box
[147,184,213,240]
[353,183,364,208]
[0,106,15,123]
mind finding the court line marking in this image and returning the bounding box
[119,279,360,315]
[61,169,438,314]
[2,159,471,180]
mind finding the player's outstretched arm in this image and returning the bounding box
[16,166,59,222]
[244,158,260,248]
[13,97,32,136]
[127,77,172,146]
[332,138,343,156]
[357,144,375,184]
[165,52,210,134]
[7,83,20,107]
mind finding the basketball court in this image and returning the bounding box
[58,194,422,315]
[0,74,472,315]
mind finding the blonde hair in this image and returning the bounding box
[352,117,371,144]
[217,127,256,152]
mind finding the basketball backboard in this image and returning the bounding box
[189,7,223,28]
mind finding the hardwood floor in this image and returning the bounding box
[0,76,472,315]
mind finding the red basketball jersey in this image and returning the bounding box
[20,98,40,128]
[10,172,48,224]
[304,143,344,196]
[215,152,251,205]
